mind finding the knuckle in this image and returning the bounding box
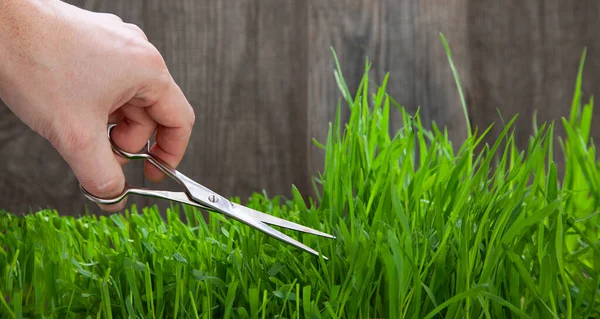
[142,43,167,69]
[63,128,93,154]
[133,74,171,106]
[45,123,93,155]
[127,39,164,70]
[125,22,142,32]
[125,22,148,41]
[187,106,196,128]
[102,12,123,22]
[158,72,173,92]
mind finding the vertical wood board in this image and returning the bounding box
[306,0,470,181]
[465,0,600,173]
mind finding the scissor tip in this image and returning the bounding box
[314,231,336,239]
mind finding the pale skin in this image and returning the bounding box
[0,0,195,212]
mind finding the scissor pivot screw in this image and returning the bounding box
[208,195,219,203]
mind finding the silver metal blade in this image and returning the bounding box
[231,203,336,239]
[125,189,212,210]
[223,204,330,260]
[125,190,332,259]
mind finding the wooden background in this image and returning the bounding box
[1,0,599,215]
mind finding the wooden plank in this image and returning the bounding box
[142,0,263,211]
[0,107,84,215]
[307,0,382,189]
[142,0,311,210]
[465,0,600,172]
[5,0,598,216]
[306,0,470,184]
[0,0,146,215]
[408,0,471,140]
[256,0,310,198]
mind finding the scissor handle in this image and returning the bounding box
[80,124,191,204]
[105,124,152,160]
[81,183,164,205]
[105,124,189,181]
[81,124,232,213]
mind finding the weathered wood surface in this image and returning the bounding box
[465,0,600,173]
[307,0,470,176]
[0,0,597,215]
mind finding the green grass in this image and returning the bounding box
[1,36,600,318]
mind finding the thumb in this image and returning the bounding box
[54,122,127,212]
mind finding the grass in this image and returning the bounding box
[1,35,600,318]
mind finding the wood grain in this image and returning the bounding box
[3,0,600,215]
[465,0,600,172]
[408,0,470,141]
[142,0,263,212]
[307,0,389,187]
[306,0,470,181]
[256,0,310,198]
[0,108,82,214]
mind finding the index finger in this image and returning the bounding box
[144,80,195,182]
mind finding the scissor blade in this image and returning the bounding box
[127,190,213,210]
[224,204,330,260]
[231,203,335,239]
[154,190,331,259]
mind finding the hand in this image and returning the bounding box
[0,0,195,212]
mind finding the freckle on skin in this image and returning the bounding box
[1,7,39,66]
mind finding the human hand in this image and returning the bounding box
[0,0,195,212]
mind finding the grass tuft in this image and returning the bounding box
[1,38,600,318]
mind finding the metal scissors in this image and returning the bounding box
[80,124,335,260]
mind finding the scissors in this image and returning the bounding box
[80,124,335,260]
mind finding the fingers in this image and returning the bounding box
[54,121,127,213]
[144,81,195,181]
[108,109,124,124]
[107,79,194,184]
[110,103,157,154]
[107,41,194,184]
